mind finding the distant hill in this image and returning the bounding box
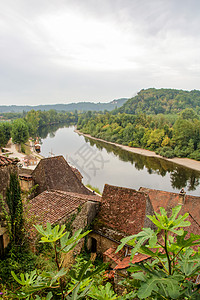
[116,88,200,115]
[0,98,128,113]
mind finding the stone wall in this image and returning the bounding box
[70,201,100,254]
[0,226,9,249]
[87,231,119,254]
[0,164,18,201]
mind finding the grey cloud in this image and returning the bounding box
[0,0,200,105]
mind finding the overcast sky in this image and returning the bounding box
[0,0,200,106]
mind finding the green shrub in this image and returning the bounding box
[156,146,175,158]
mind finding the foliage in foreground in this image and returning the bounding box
[117,205,200,299]
[6,205,200,299]
[10,224,107,299]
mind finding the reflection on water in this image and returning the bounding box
[84,137,200,192]
[40,125,200,195]
[38,122,74,139]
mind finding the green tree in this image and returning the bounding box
[1,173,24,246]
[180,108,198,120]
[26,110,40,136]
[2,122,12,144]
[0,123,6,148]
[11,119,29,144]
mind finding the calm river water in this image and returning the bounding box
[40,125,200,196]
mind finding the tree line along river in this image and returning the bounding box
[39,124,200,196]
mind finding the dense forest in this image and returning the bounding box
[116,88,200,115]
[77,109,200,160]
[77,88,200,161]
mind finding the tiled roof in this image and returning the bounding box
[28,189,100,224]
[103,247,122,265]
[139,187,200,248]
[0,155,18,166]
[139,188,200,225]
[103,188,200,271]
[103,247,150,270]
[32,156,93,195]
[114,253,150,270]
[96,184,155,237]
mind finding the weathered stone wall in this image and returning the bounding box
[86,201,100,225]
[20,178,34,192]
[0,164,17,252]
[70,201,100,254]
[88,232,119,254]
[31,162,47,195]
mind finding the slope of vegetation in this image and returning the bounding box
[116,88,200,115]
[77,108,200,160]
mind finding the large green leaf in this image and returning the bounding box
[176,231,200,248]
[88,282,118,300]
[60,229,91,254]
[66,282,92,300]
[178,248,200,277]
[34,223,67,243]
[147,205,190,235]
[136,274,183,299]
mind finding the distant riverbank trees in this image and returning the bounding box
[0,109,78,150]
[77,108,200,161]
[0,122,12,148]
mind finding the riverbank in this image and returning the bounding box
[75,129,200,172]
[2,139,43,169]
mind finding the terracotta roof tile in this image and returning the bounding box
[0,155,18,166]
[32,156,93,196]
[139,187,200,224]
[97,184,155,236]
[28,190,101,225]
[104,247,122,265]
[114,253,150,270]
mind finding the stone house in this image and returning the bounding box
[31,156,93,196]
[19,168,34,192]
[88,184,155,256]
[0,156,18,256]
[27,189,101,252]
[139,187,200,238]
[100,187,200,290]
[18,156,99,254]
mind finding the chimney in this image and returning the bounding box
[178,188,186,205]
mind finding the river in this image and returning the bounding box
[39,125,200,196]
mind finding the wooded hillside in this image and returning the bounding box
[116,88,200,115]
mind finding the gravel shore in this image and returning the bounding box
[75,129,200,172]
